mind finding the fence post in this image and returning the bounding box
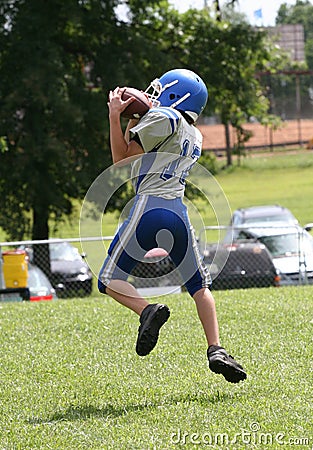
[295,73,303,147]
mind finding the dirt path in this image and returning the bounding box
[198,119,313,151]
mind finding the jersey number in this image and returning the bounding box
[160,139,200,185]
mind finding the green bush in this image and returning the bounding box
[199,151,219,175]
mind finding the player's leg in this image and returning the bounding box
[105,279,169,356]
[192,287,246,383]
[98,227,148,315]
[98,196,170,356]
[98,194,151,307]
[170,208,247,383]
[192,287,220,347]
[106,280,149,315]
[169,222,221,348]
[99,251,170,357]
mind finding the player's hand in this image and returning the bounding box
[142,91,153,109]
[107,87,135,117]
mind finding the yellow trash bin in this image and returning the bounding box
[3,250,28,288]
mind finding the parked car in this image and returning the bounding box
[237,225,313,285]
[203,241,279,290]
[28,263,57,301]
[0,262,57,302]
[224,205,298,243]
[20,241,93,297]
[49,241,93,297]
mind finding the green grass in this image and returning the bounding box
[216,151,313,226]
[0,287,312,449]
[189,149,313,244]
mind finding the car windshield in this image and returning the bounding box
[50,243,81,261]
[258,233,313,258]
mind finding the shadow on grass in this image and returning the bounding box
[27,390,234,424]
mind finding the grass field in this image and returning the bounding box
[0,286,312,449]
[216,150,313,226]
[1,149,313,449]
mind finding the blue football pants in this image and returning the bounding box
[98,194,211,296]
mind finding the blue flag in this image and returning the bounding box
[254,8,262,19]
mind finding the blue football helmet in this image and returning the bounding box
[145,68,208,122]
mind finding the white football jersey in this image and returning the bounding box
[130,107,203,199]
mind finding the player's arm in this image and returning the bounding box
[108,87,144,165]
[124,118,139,142]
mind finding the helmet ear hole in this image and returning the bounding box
[155,68,208,119]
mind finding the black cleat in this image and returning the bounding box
[136,303,170,356]
[207,345,247,383]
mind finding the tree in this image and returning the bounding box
[172,9,278,165]
[212,0,239,21]
[0,0,175,274]
[0,2,102,242]
[0,0,173,244]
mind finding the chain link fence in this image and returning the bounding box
[0,237,113,301]
[199,224,313,288]
[1,224,312,301]
[129,224,313,290]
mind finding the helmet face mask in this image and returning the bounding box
[145,69,208,122]
[145,78,162,107]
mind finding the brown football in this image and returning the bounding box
[120,87,150,119]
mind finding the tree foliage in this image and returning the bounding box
[0,0,282,242]
[0,0,171,241]
[168,8,279,164]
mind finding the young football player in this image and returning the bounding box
[98,69,247,383]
